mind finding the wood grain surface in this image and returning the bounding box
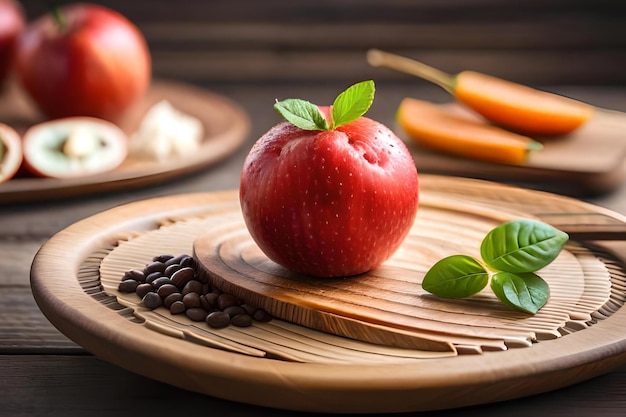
[29,175,626,413]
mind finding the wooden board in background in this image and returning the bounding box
[403,105,626,197]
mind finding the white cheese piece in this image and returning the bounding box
[130,100,204,161]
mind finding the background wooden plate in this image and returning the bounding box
[30,175,626,413]
[403,104,626,197]
[0,80,249,204]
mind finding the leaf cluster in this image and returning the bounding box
[273,80,375,131]
[422,219,569,314]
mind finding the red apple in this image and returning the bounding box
[22,117,128,178]
[240,85,419,278]
[14,3,151,122]
[0,0,25,85]
[0,122,23,183]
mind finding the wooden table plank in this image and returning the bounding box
[0,287,79,353]
[0,241,46,286]
[2,355,626,416]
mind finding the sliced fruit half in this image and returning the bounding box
[22,117,128,179]
[397,97,543,165]
[0,123,23,184]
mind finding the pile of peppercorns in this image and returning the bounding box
[117,253,271,328]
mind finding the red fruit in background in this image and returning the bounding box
[240,82,419,278]
[0,0,25,85]
[14,3,151,122]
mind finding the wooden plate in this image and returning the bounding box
[403,104,626,197]
[0,79,249,204]
[30,175,626,413]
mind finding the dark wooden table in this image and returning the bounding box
[3,79,626,416]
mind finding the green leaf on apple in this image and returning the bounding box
[273,80,375,131]
[331,80,375,128]
[274,98,330,131]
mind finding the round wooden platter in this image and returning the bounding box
[30,175,626,413]
[0,79,249,204]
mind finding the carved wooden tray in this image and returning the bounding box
[30,175,626,413]
[0,79,249,204]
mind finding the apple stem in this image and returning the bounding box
[51,5,67,31]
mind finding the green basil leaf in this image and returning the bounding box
[331,80,375,128]
[274,98,330,131]
[422,255,489,298]
[490,271,550,314]
[0,139,4,161]
[480,219,569,273]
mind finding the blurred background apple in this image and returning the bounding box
[14,3,151,122]
[0,0,25,87]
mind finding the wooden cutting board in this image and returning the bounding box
[403,104,626,197]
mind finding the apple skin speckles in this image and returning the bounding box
[240,116,418,278]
